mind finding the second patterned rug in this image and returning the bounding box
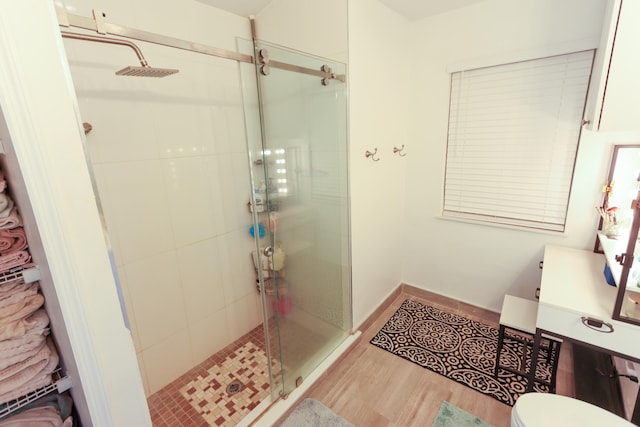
[370,299,553,406]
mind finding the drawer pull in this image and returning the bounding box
[581,316,614,333]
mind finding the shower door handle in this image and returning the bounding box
[263,246,273,257]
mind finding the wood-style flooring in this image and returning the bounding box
[274,285,575,427]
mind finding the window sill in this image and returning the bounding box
[437,214,568,236]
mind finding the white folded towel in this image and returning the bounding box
[0,199,13,219]
[0,193,9,212]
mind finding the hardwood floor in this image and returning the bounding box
[275,285,575,427]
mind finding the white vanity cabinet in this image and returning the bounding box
[584,0,640,132]
[537,245,639,356]
[535,244,640,423]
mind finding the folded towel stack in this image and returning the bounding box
[0,172,29,275]
[0,392,72,426]
[0,278,56,406]
[0,167,65,421]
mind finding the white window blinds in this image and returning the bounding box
[443,50,594,232]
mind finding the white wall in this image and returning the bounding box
[0,1,150,425]
[59,0,261,394]
[401,0,640,312]
[348,0,410,327]
[256,0,348,63]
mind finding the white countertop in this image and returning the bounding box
[540,244,617,319]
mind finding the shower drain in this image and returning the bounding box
[226,380,244,395]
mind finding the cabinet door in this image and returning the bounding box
[585,0,640,132]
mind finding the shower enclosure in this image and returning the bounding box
[58,4,351,420]
[239,39,351,398]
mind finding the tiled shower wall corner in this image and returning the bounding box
[60,0,263,395]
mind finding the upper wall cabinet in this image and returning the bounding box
[584,0,640,132]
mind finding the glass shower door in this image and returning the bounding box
[239,40,351,398]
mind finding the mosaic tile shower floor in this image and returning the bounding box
[147,325,272,427]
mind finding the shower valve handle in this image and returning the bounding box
[263,246,273,257]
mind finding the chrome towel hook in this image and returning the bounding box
[393,145,406,157]
[365,148,380,162]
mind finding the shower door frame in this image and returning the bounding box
[57,8,345,83]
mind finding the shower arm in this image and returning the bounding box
[60,31,149,68]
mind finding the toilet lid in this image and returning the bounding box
[513,393,634,427]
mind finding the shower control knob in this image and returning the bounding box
[263,246,273,257]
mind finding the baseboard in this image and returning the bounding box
[355,284,403,333]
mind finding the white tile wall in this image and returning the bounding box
[61,0,260,395]
[177,239,226,321]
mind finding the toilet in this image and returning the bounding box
[511,393,634,427]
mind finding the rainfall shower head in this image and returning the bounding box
[115,65,179,78]
[60,31,179,78]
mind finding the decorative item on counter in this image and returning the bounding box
[603,263,616,286]
[597,205,621,237]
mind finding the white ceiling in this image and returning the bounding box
[378,0,487,20]
[196,0,487,20]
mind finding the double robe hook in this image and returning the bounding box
[366,145,407,161]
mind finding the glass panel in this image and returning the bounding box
[596,144,640,325]
[239,39,351,397]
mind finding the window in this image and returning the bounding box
[443,50,594,232]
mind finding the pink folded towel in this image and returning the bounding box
[0,250,31,274]
[0,293,44,325]
[0,227,27,255]
[0,405,72,427]
[0,283,39,309]
[0,339,58,404]
[0,332,48,371]
[0,309,49,341]
[0,207,22,230]
[0,278,27,296]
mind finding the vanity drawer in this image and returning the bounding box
[537,303,638,357]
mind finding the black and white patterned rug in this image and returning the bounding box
[370,299,553,406]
